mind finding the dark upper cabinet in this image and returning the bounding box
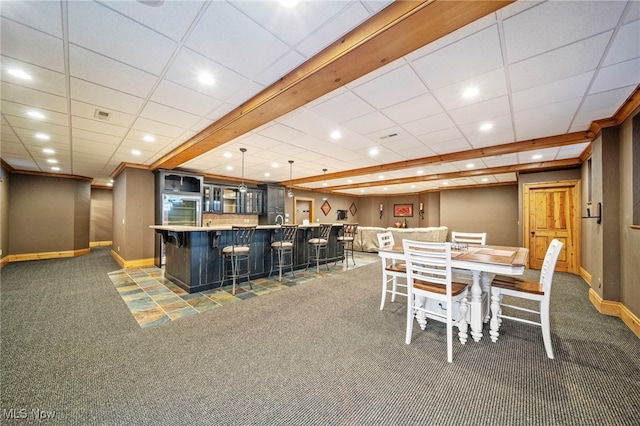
[204,184,262,215]
[259,184,285,224]
[159,171,203,195]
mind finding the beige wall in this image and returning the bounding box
[90,188,113,243]
[7,173,90,254]
[0,167,9,259]
[112,167,155,263]
[440,185,519,246]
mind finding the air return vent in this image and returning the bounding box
[94,109,111,121]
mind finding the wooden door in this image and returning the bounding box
[523,181,580,273]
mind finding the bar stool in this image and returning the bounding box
[269,224,298,281]
[336,223,358,267]
[221,225,256,295]
[306,223,332,274]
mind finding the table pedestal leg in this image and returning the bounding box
[481,272,491,323]
[469,270,483,342]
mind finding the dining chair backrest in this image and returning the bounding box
[231,225,256,248]
[539,239,564,293]
[317,223,332,240]
[278,224,298,245]
[376,231,395,250]
[402,240,451,292]
[451,231,486,245]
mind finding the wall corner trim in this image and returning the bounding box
[589,289,640,339]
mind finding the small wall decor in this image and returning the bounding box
[349,202,357,216]
[394,203,413,217]
[321,200,331,216]
[337,209,348,220]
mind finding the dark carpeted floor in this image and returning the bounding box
[1,247,639,425]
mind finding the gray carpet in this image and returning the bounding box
[1,247,639,425]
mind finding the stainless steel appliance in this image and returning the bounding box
[162,194,202,226]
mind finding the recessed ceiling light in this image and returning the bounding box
[443,181,449,185]
[360,189,365,193]
[416,170,423,175]
[198,73,214,85]
[28,111,45,119]
[35,133,50,140]
[43,148,55,154]
[226,165,233,171]
[280,0,298,7]
[223,152,232,158]
[107,182,113,187]
[8,69,32,80]
[480,123,493,131]
[463,87,479,98]
[46,159,57,164]
[369,147,379,156]
[143,134,155,142]
[322,182,327,187]
[383,187,388,191]
[271,162,279,168]
[532,154,543,160]
[481,178,489,182]
[51,166,60,171]
[411,185,416,189]
[347,179,353,183]
[378,175,384,179]
[466,163,474,168]
[330,130,341,140]
[131,149,141,156]
[264,172,271,177]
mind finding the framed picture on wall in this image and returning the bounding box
[393,204,413,217]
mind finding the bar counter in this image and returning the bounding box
[151,224,346,293]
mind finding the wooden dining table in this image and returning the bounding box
[378,243,529,342]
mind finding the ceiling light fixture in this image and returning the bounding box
[287,160,294,198]
[463,87,479,98]
[28,111,45,119]
[480,123,493,131]
[42,148,55,154]
[131,149,141,156]
[532,154,543,160]
[8,69,31,80]
[322,168,328,201]
[280,0,298,7]
[369,147,379,156]
[238,148,247,193]
[51,166,60,171]
[330,130,341,140]
[35,133,50,140]
[198,73,214,85]
[46,159,57,164]
[143,135,155,142]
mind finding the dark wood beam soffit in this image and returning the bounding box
[150,0,515,171]
[323,158,582,191]
[290,131,592,185]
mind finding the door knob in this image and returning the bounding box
[531,231,535,235]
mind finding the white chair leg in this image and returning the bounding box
[405,294,414,344]
[540,300,554,359]
[380,275,388,310]
[391,276,397,302]
[446,312,453,363]
[457,296,469,345]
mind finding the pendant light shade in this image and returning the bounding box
[238,148,247,193]
[287,160,294,198]
[322,168,328,201]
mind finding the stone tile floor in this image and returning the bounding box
[108,252,379,328]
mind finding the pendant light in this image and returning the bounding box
[322,168,328,201]
[287,160,294,198]
[238,148,247,193]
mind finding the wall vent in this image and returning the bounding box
[94,109,111,121]
[379,133,398,139]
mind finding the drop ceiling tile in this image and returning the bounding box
[140,102,201,130]
[590,58,640,94]
[70,78,144,116]
[185,1,289,80]
[449,95,511,126]
[72,129,122,145]
[0,18,65,72]
[423,138,473,156]
[1,57,67,97]
[69,45,158,98]
[151,79,221,117]
[4,116,70,138]
[573,85,638,128]
[516,116,575,142]
[512,71,593,112]
[458,114,514,148]
[382,93,443,124]
[72,116,128,138]
[514,98,581,128]
[352,64,428,110]
[603,19,640,66]
[73,138,120,154]
[0,0,62,37]
[623,0,640,23]
[70,100,135,128]
[295,1,372,58]
[311,91,376,123]
[258,123,306,143]
[100,0,205,41]
[343,111,395,134]
[225,80,266,107]
[411,25,503,91]
[483,153,519,168]
[503,1,626,64]
[556,143,590,159]
[402,112,455,137]
[254,50,307,87]
[432,68,508,111]
[0,82,67,113]
[509,32,611,92]
[131,117,184,139]
[1,100,68,127]
[67,1,176,75]
[518,148,559,164]
[417,126,466,146]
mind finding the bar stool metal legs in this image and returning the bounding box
[306,223,332,274]
[268,225,298,281]
[221,225,256,295]
[336,223,358,268]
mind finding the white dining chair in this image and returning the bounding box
[377,232,407,310]
[451,231,486,246]
[489,239,564,359]
[403,239,469,363]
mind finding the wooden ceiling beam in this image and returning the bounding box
[291,131,592,185]
[323,158,582,191]
[150,0,514,171]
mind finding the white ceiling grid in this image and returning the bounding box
[0,0,639,196]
